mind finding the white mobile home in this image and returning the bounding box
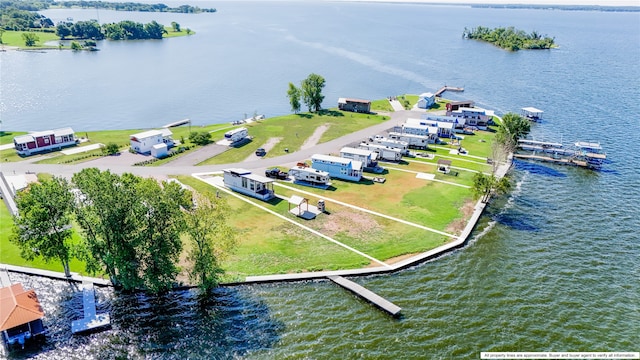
[371,137,410,155]
[311,154,363,182]
[359,143,403,161]
[224,127,248,143]
[388,132,430,149]
[339,147,377,167]
[417,92,435,109]
[223,168,275,201]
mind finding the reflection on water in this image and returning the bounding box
[2,273,284,360]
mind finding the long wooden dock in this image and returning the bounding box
[435,85,464,97]
[328,275,401,316]
[71,280,111,334]
[513,153,588,167]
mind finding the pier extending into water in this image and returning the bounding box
[328,275,401,316]
[71,280,111,335]
[516,139,606,169]
[435,85,464,97]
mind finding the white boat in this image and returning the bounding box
[574,141,606,168]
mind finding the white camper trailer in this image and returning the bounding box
[288,164,332,189]
[224,127,248,143]
[371,136,410,155]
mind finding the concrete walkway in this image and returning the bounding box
[0,143,15,151]
[389,99,405,112]
[61,143,103,155]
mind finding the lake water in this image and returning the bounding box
[1,2,639,359]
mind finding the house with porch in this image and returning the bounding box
[449,107,491,129]
[406,118,454,138]
[13,128,77,156]
[338,98,371,113]
[222,168,275,201]
[0,283,46,348]
[311,154,363,182]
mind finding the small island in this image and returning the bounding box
[463,26,556,51]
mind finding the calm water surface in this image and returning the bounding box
[1,2,638,359]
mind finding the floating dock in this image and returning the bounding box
[71,280,111,335]
[516,139,606,169]
[328,275,401,316]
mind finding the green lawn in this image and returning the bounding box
[371,99,393,112]
[198,110,388,165]
[0,202,93,275]
[0,30,60,48]
[163,27,195,38]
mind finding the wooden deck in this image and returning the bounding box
[328,275,401,316]
[71,280,111,334]
[514,153,588,167]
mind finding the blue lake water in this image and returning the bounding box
[1,2,639,359]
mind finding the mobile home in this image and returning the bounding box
[388,132,430,149]
[359,143,403,161]
[13,128,77,156]
[311,154,363,182]
[371,136,410,155]
[222,168,275,201]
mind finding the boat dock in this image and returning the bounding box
[71,280,111,334]
[328,275,401,316]
[435,85,464,97]
[162,118,190,128]
[516,139,606,169]
[513,153,588,167]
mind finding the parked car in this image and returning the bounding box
[255,148,266,157]
[265,168,288,179]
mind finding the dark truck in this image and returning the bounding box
[265,168,289,180]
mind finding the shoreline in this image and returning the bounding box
[329,0,639,7]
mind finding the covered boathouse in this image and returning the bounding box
[0,283,45,348]
[222,168,275,201]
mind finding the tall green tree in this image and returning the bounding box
[496,112,530,152]
[21,32,39,46]
[73,169,145,290]
[171,21,180,32]
[184,193,236,292]
[134,178,188,293]
[55,22,72,39]
[144,20,166,39]
[287,82,301,114]
[73,168,189,293]
[11,177,75,277]
[472,172,511,203]
[301,73,325,112]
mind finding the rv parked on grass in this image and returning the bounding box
[387,132,430,150]
[359,143,403,162]
[224,127,248,143]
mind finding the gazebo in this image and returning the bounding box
[288,195,318,220]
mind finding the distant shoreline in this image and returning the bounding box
[331,0,639,8]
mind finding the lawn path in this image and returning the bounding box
[243,137,282,162]
[300,124,329,150]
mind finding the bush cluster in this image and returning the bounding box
[132,145,192,166]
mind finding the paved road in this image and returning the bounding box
[1,110,420,178]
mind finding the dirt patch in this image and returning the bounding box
[445,199,476,235]
[244,137,282,162]
[301,124,329,150]
[316,209,381,240]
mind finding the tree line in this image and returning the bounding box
[11,169,236,294]
[463,26,555,51]
[56,19,168,40]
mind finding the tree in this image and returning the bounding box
[56,22,72,39]
[72,169,189,293]
[189,131,211,145]
[11,177,75,277]
[185,28,191,35]
[184,193,236,292]
[496,112,530,152]
[287,82,301,114]
[73,169,144,290]
[70,41,82,50]
[0,29,6,44]
[300,73,325,112]
[171,21,180,32]
[472,172,511,203]
[21,32,39,46]
[144,20,166,39]
[102,142,120,155]
[134,178,188,293]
